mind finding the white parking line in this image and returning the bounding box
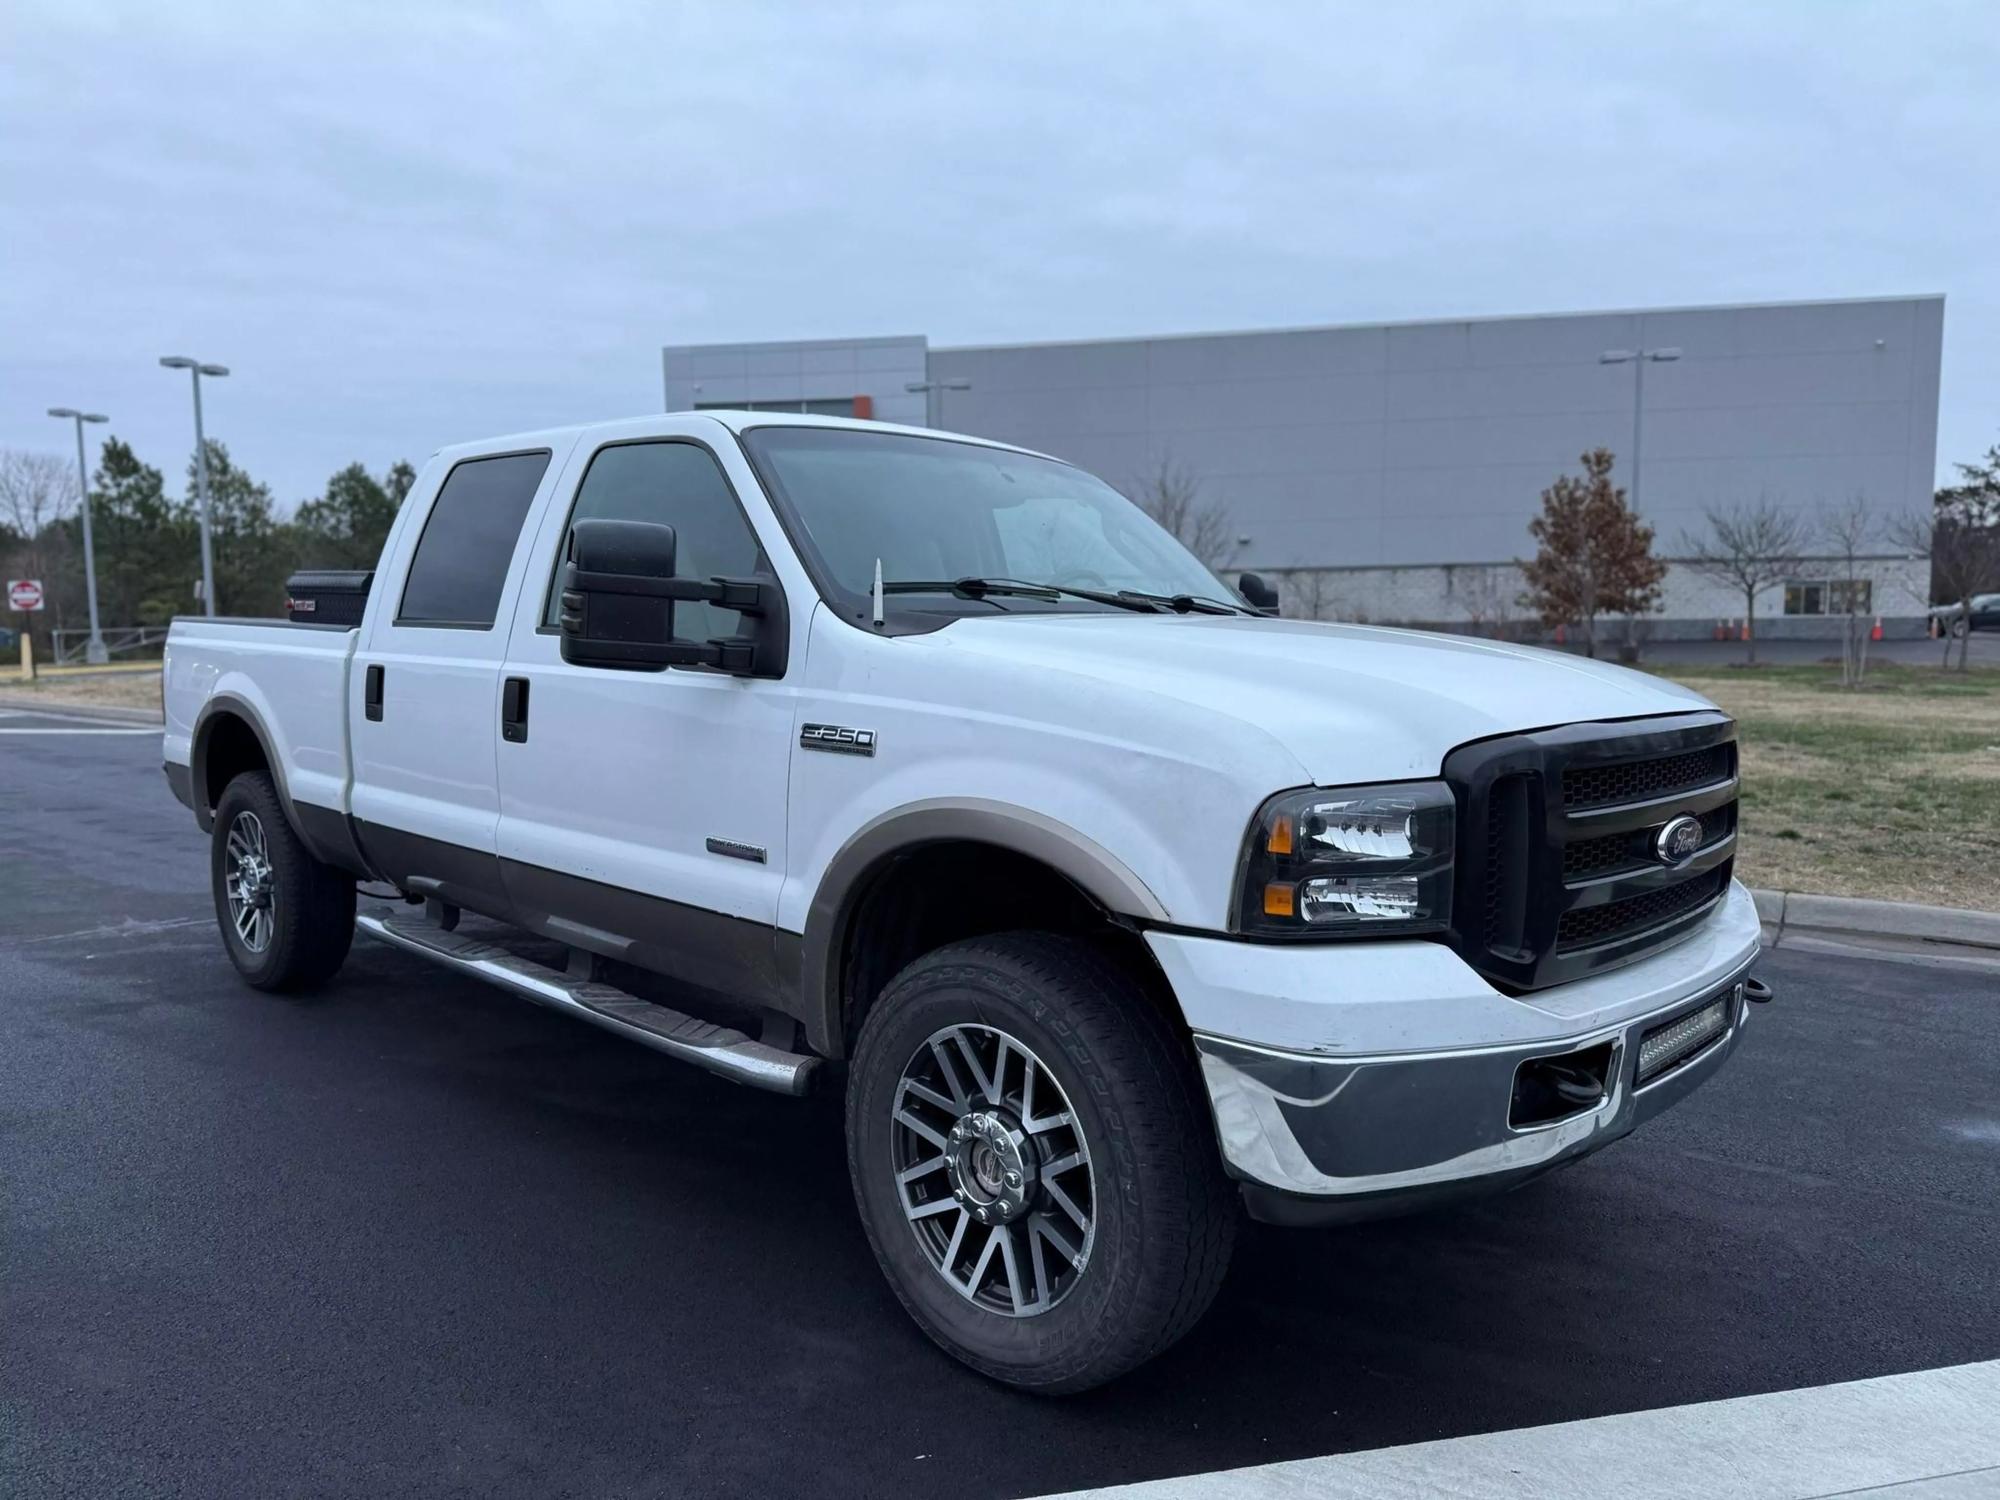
[1033,1360,2000,1500]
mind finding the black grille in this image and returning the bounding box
[1483,774,1531,951]
[1557,868,1726,951]
[1561,744,1733,811]
[1562,830,1642,881]
[1447,714,1739,990]
[1562,804,1737,882]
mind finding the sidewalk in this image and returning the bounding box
[1037,1360,2000,1500]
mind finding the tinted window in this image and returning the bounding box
[397,451,551,627]
[546,441,765,640]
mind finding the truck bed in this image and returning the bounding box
[162,616,360,821]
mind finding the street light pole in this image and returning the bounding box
[1599,346,1683,657]
[905,376,972,429]
[160,356,229,616]
[46,407,111,663]
[1597,346,1681,514]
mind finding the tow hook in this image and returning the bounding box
[1744,976,1774,1005]
[1542,1060,1608,1106]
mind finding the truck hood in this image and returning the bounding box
[930,614,1718,784]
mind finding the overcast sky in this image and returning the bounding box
[4,1,1995,511]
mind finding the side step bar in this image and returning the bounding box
[355,909,818,1096]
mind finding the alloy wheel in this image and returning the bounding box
[224,810,277,953]
[889,1023,1096,1318]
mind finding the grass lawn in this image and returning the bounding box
[9,659,1997,913]
[1660,661,2000,912]
[0,666,166,713]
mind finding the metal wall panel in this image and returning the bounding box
[924,297,1943,574]
[663,297,1944,584]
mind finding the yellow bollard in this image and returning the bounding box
[20,628,34,682]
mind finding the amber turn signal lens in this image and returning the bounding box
[1263,882,1296,918]
[1266,816,1294,855]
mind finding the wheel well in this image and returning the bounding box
[837,840,1180,1053]
[199,712,271,816]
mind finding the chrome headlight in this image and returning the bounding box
[1234,782,1455,937]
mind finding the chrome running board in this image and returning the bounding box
[355,908,818,1096]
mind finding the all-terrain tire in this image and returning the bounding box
[846,932,1236,1393]
[210,770,355,991]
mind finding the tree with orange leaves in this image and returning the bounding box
[1520,448,1665,658]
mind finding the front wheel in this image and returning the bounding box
[210,770,355,991]
[846,933,1236,1393]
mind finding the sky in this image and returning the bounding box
[3,0,1996,513]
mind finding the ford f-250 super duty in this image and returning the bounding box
[163,411,1770,1392]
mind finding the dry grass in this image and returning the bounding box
[0,667,165,713]
[7,659,1995,912]
[1660,662,2000,911]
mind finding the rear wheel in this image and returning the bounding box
[210,770,355,991]
[846,933,1236,1393]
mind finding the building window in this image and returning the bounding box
[693,397,857,416]
[1783,578,1872,616]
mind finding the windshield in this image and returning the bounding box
[738,425,1235,617]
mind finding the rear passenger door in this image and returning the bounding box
[349,444,572,917]
[493,426,797,1000]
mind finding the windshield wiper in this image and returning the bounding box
[880,577,1161,613]
[1115,589,1248,616]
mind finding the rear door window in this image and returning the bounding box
[397,450,552,627]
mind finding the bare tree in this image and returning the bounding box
[0,450,79,634]
[1884,508,1948,668]
[1893,497,2000,672]
[1285,568,1341,621]
[1457,563,1524,638]
[1818,495,1877,687]
[1129,455,1238,571]
[1676,497,1806,665]
[0,449,77,548]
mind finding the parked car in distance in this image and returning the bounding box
[1931,592,2000,637]
[160,412,1771,1392]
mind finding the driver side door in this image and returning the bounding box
[493,429,796,1002]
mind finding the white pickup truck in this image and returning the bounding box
[163,412,1768,1392]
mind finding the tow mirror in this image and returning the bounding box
[1237,571,1281,615]
[559,517,787,677]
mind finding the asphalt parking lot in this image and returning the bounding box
[4,708,1997,1499]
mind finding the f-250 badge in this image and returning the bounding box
[800,723,877,756]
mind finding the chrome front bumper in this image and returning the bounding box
[1151,881,1765,1225]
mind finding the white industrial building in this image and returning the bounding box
[664,294,1943,639]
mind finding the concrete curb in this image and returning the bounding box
[1,702,1995,973]
[1753,887,2000,972]
[0,692,163,725]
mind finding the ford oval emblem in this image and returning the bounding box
[1654,814,1704,866]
